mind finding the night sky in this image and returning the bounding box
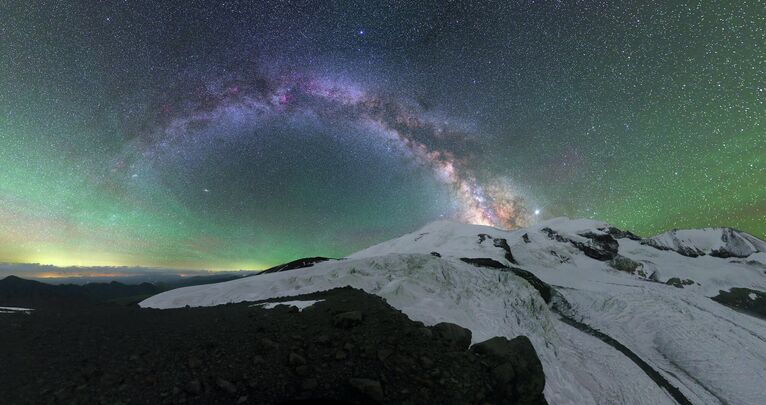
[1,1,764,270]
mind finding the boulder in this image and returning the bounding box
[215,378,237,395]
[184,379,202,395]
[471,336,546,405]
[288,352,306,366]
[333,311,364,329]
[432,322,472,351]
[348,378,384,401]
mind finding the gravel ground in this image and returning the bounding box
[0,286,546,405]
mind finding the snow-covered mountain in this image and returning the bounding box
[643,227,766,258]
[141,218,766,405]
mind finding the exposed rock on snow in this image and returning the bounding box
[604,226,642,241]
[666,277,695,288]
[711,287,766,319]
[479,233,518,264]
[540,227,619,261]
[608,255,645,276]
[459,257,507,268]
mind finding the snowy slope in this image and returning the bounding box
[141,219,766,405]
[347,220,513,261]
[644,228,766,258]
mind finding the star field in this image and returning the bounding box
[0,1,764,269]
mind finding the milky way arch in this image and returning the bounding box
[117,70,530,229]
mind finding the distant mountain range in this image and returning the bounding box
[0,272,247,307]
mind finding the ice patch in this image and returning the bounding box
[251,300,323,311]
[0,306,34,314]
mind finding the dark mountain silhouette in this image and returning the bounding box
[0,273,247,308]
[258,257,335,275]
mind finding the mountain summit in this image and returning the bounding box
[141,218,766,405]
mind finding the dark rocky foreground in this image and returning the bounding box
[0,287,546,405]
